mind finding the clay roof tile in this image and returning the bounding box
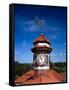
[15,69,65,85]
[33,35,50,44]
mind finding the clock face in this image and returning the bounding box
[36,53,48,66]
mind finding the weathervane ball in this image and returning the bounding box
[40,32,44,35]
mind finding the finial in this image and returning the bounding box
[40,32,44,35]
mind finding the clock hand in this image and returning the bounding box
[40,56,42,60]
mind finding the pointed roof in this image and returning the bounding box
[33,34,50,44]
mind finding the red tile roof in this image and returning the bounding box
[15,69,65,85]
[33,35,50,44]
[15,70,34,83]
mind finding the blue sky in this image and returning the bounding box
[14,4,67,63]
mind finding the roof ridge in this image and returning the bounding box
[33,34,50,44]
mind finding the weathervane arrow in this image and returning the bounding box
[34,16,45,34]
[35,16,44,27]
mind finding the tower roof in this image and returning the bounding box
[15,69,65,85]
[33,34,50,44]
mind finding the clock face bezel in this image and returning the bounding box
[34,53,49,66]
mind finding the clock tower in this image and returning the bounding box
[15,34,65,84]
[31,33,52,70]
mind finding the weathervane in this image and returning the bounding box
[35,16,45,35]
[35,16,44,27]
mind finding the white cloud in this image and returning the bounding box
[22,41,26,47]
[15,51,20,54]
[24,24,39,32]
[60,52,63,56]
[64,42,66,46]
[25,21,34,25]
[51,53,57,56]
[64,53,66,56]
[20,19,45,32]
[49,35,57,39]
[60,52,66,56]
